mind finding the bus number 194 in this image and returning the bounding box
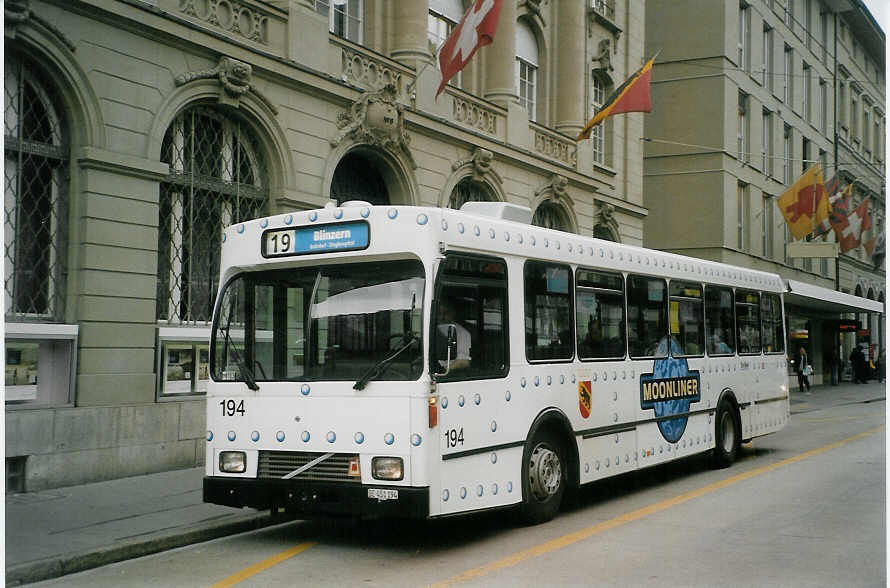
[445,428,464,448]
[220,399,245,417]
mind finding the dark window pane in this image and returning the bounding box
[670,281,704,356]
[705,286,736,355]
[627,275,667,358]
[525,261,573,361]
[736,290,761,354]
[576,270,625,359]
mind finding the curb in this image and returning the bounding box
[5,512,277,586]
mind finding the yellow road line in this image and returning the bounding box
[211,541,316,588]
[430,425,884,587]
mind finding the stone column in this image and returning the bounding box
[555,0,586,137]
[483,0,517,108]
[390,0,431,70]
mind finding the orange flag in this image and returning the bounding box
[776,164,829,240]
[577,55,656,140]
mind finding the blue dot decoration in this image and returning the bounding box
[361,207,370,218]
[490,420,497,432]
[251,431,260,442]
[507,481,513,493]
[458,222,465,233]
[547,375,552,386]
[489,228,495,239]
[222,233,226,243]
[443,489,450,501]
[387,208,398,219]
[505,390,511,401]
[441,219,448,230]
[474,393,481,405]
[534,376,540,387]
[441,396,449,409]
[411,433,422,446]
[460,487,467,499]
[417,213,428,225]
[492,483,499,495]
[334,209,343,219]
[504,232,510,241]
[301,384,310,396]
[301,431,310,442]
[260,219,268,228]
[491,453,497,464]
[520,377,526,388]
[285,214,293,225]
[275,431,285,442]
[309,211,318,222]
[206,431,213,442]
[473,225,480,236]
[477,485,483,497]
[237,224,244,234]
[384,433,395,445]
[327,431,336,443]
[227,431,236,441]
[354,432,365,444]
[458,395,465,407]
[518,234,523,244]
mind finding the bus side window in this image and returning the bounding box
[705,286,736,355]
[735,290,761,354]
[576,269,625,360]
[524,261,574,362]
[627,275,668,358]
[760,293,785,353]
[433,255,508,380]
[669,281,704,356]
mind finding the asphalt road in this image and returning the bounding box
[32,395,885,588]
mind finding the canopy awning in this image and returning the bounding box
[785,279,884,315]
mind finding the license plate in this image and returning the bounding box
[367,488,399,501]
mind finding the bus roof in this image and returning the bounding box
[221,203,785,294]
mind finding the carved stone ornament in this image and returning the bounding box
[519,0,543,21]
[594,201,620,239]
[535,174,569,202]
[592,38,613,73]
[175,56,278,114]
[331,83,416,168]
[6,0,77,51]
[452,147,497,182]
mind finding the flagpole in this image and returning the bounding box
[405,57,438,100]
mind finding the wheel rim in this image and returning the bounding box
[720,412,735,453]
[528,443,561,501]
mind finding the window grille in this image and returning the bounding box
[448,178,494,209]
[4,54,68,321]
[157,106,267,324]
[532,200,570,232]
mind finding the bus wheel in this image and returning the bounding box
[711,400,738,468]
[520,432,565,524]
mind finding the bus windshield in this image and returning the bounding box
[211,259,425,384]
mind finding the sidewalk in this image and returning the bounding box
[5,381,885,586]
[5,467,275,586]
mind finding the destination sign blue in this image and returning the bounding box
[263,221,369,257]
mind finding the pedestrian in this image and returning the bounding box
[795,346,811,393]
[850,346,867,384]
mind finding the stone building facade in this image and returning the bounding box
[4,0,648,490]
[643,0,884,387]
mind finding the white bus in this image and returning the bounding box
[204,202,789,523]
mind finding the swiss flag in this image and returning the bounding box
[436,0,504,98]
[836,198,872,253]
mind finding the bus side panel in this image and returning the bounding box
[436,448,523,515]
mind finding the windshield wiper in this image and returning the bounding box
[353,334,418,391]
[223,304,259,392]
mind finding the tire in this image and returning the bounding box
[711,399,739,468]
[519,430,566,525]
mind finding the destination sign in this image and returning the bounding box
[262,221,369,257]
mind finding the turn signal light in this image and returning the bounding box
[429,395,438,428]
[348,456,361,477]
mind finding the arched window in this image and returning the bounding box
[4,53,68,320]
[448,177,495,209]
[330,152,389,205]
[591,74,607,165]
[515,20,539,122]
[532,200,570,231]
[157,106,268,323]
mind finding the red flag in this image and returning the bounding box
[776,164,829,240]
[864,236,878,257]
[436,0,504,98]
[578,55,656,140]
[836,198,872,253]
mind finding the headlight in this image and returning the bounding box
[371,457,403,481]
[219,451,246,473]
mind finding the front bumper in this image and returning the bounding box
[203,476,429,519]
